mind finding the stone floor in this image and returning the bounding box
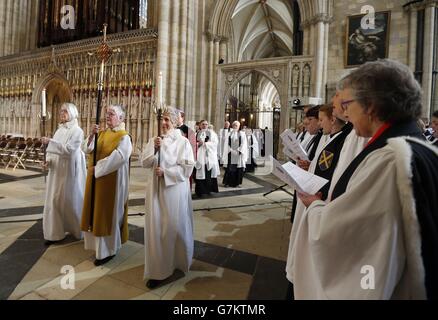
[0,163,294,300]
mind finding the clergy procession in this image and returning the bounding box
[2,0,438,303]
[38,99,269,289]
[32,58,438,298]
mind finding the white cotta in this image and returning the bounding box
[218,128,231,163]
[195,129,220,179]
[140,129,195,280]
[43,118,86,241]
[287,130,367,287]
[246,132,260,162]
[222,130,248,168]
[81,125,132,260]
[253,129,264,155]
[286,131,341,286]
[326,129,368,200]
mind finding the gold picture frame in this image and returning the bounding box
[345,11,391,68]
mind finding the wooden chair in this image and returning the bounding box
[6,142,27,170]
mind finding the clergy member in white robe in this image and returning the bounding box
[222,121,248,187]
[81,105,132,266]
[245,128,259,172]
[141,106,195,289]
[195,120,220,196]
[42,103,86,244]
[218,121,231,165]
[289,59,438,299]
[288,90,367,282]
[253,128,264,156]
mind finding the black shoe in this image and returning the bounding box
[44,239,63,246]
[146,279,163,289]
[94,255,115,266]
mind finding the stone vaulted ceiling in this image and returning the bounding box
[231,0,294,61]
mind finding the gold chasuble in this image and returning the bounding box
[81,130,129,243]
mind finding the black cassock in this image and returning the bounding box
[223,134,245,187]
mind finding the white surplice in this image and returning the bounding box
[218,128,231,163]
[195,129,220,179]
[253,129,264,155]
[326,129,368,200]
[286,138,433,299]
[286,132,341,283]
[43,119,86,241]
[81,126,132,260]
[141,129,195,280]
[287,129,366,286]
[246,132,260,162]
[222,130,248,168]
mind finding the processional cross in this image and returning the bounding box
[87,24,120,232]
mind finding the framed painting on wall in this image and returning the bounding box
[345,11,391,68]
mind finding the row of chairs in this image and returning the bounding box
[0,137,45,170]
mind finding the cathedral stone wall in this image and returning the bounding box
[326,0,410,90]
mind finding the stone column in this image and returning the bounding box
[11,0,20,54]
[168,0,180,106]
[422,4,436,118]
[0,0,6,57]
[322,21,329,102]
[207,38,214,121]
[212,37,220,124]
[408,9,418,72]
[29,0,40,51]
[156,0,170,106]
[17,0,26,53]
[4,0,14,56]
[184,0,196,121]
[219,40,227,63]
[301,22,311,56]
[313,21,325,99]
[177,0,188,107]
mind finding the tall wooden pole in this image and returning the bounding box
[88,24,120,232]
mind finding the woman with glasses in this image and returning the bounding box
[289,59,438,299]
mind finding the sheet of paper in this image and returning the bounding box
[271,157,328,195]
[271,157,296,187]
[281,130,309,161]
[282,161,328,194]
[283,146,298,162]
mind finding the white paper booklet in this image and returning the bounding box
[271,157,328,195]
[280,129,309,161]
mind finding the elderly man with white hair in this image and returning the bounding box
[222,121,248,187]
[41,103,86,245]
[140,105,195,289]
[81,105,132,266]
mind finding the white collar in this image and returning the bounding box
[162,128,182,141]
[109,122,126,132]
[59,118,78,129]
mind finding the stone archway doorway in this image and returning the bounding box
[31,72,72,136]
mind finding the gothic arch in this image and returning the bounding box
[208,0,333,39]
[216,59,290,133]
[31,72,72,106]
[31,72,73,135]
[221,69,283,109]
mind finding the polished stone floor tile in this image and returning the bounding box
[1,166,292,300]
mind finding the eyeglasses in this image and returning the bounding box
[340,99,356,110]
